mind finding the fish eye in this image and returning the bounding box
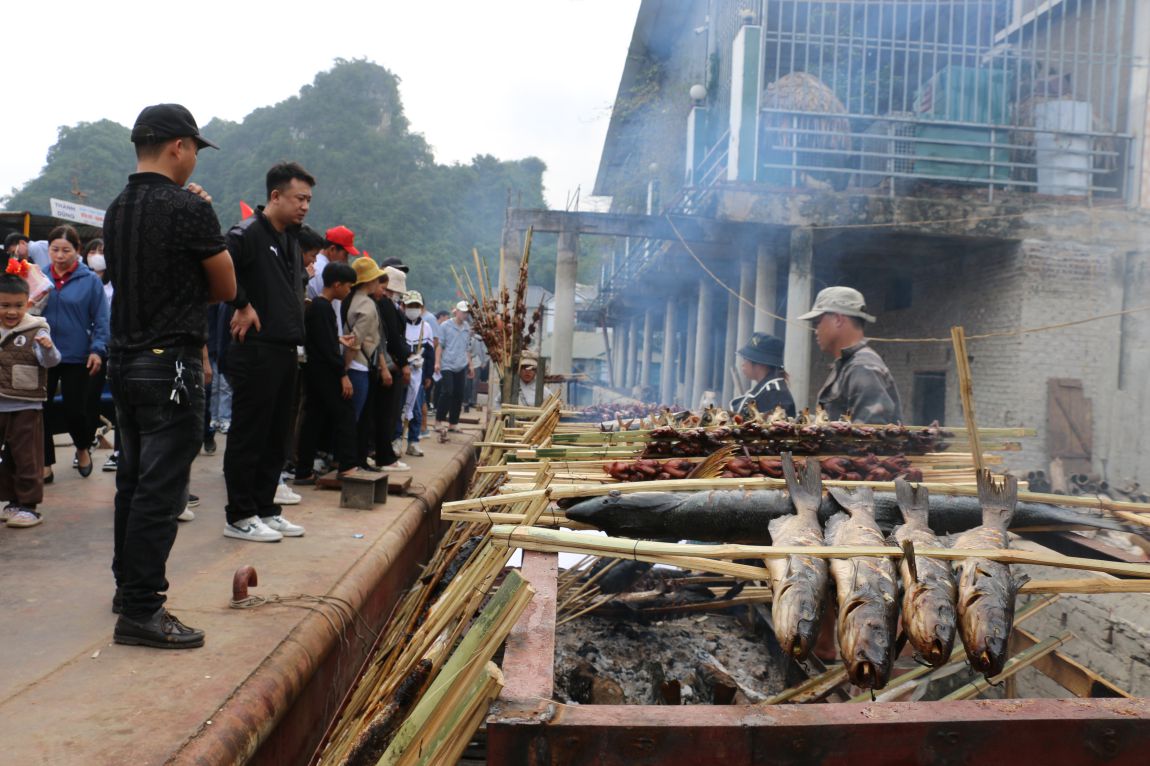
[609,490,621,498]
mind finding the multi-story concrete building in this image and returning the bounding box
[510,0,1149,487]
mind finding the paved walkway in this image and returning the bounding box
[0,426,478,765]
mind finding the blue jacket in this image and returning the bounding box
[42,262,110,364]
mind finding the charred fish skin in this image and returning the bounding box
[826,488,901,690]
[767,454,829,661]
[953,471,1029,679]
[562,489,1134,544]
[893,479,958,668]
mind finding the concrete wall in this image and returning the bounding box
[808,226,1147,483]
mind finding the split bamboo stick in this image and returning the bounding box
[443,477,1150,515]
[490,525,1150,579]
[941,632,1074,701]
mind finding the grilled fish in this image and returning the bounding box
[893,479,957,667]
[563,489,1133,543]
[765,454,829,661]
[825,487,900,690]
[953,471,1029,678]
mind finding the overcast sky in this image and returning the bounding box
[2,0,640,210]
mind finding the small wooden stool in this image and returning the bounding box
[339,470,389,510]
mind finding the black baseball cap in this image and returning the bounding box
[131,103,219,150]
[380,256,410,273]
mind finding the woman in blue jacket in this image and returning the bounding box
[41,225,110,480]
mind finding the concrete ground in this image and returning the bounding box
[0,424,480,765]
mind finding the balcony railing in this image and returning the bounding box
[748,0,1138,202]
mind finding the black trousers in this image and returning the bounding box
[297,371,356,477]
[366,369,404,466]
[223,343,297,524]
[436,368,467,425]
[110,348,203,619]
[43,362,96,466]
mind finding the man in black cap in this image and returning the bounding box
[730,332,796,418]
[104,103,236,649]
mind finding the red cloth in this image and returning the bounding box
[50,260,78,291]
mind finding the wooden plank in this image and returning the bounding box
[1047,378,1093,463]
[1014,626,1131,698]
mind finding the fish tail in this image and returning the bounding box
[977,470,1018,529]
[828,486,873,517]
[894,479,929,527]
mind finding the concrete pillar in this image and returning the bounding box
[727,24,762,182]
[737,257,754,349]
[552,229,578,374]
[625,317,640,390]
[722,291,739,405]
[683,294,698,408]
[754,242,777,334]
[640,309,654,391]
[612,319,626,390]
[501,226,521,291]
[660,297,676,405]
[784,228,814,411]
[692,285,714,408]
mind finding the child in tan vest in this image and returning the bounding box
[0,268,61,527]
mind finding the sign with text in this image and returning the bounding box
[49,198,106,228]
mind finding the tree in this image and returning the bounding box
[2,60,547,309]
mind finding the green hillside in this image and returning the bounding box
[2,59,548,308]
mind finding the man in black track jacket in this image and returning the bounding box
[221,162,315,543]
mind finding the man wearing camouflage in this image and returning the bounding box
[800,286,902,424]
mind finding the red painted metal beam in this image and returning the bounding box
[488,698,1150,765]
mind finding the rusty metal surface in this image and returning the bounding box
[174,444,475,766]
[489,698,1150,765]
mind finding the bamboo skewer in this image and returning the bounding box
[490,525,1150,579]
[443,477,1150,515]
[941,632,1074,701]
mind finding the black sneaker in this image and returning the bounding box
[114,608,205,649]
[203,433,217,455]
[187,494,200,508]
[103,453,119,472]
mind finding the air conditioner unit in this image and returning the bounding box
[854,112,916,189]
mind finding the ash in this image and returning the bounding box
[553,613,790,705]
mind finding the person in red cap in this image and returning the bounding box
[307,225,359,302]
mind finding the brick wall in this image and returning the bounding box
[809,234,1140,477]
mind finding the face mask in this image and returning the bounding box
[405,308,421,321]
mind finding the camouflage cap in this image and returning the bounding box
[798,286,876,323]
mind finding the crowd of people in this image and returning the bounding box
[0,103,485,649]
[0,102,899,653]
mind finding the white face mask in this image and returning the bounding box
[405,308,422,321]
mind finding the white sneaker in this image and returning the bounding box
[224,515,283,542]
[391,438,403,456]
[274,483,302,505]
[178,507,195,522]
[261,514,305,537]
[405,443,424,457]
[381,461,411,472]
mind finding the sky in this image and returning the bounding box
[1,0,641,210]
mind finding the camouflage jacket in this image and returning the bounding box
[816,341,902,424]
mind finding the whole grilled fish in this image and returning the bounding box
[893,479,957,668]
[953,471,1029,678]
[563,489,1133,543]
[825,487,900,690]
[765,455,829,661]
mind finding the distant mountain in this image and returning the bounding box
[2,58,548,307]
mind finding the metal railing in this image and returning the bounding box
[588,132,730,317]
[751,0,1137,201]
